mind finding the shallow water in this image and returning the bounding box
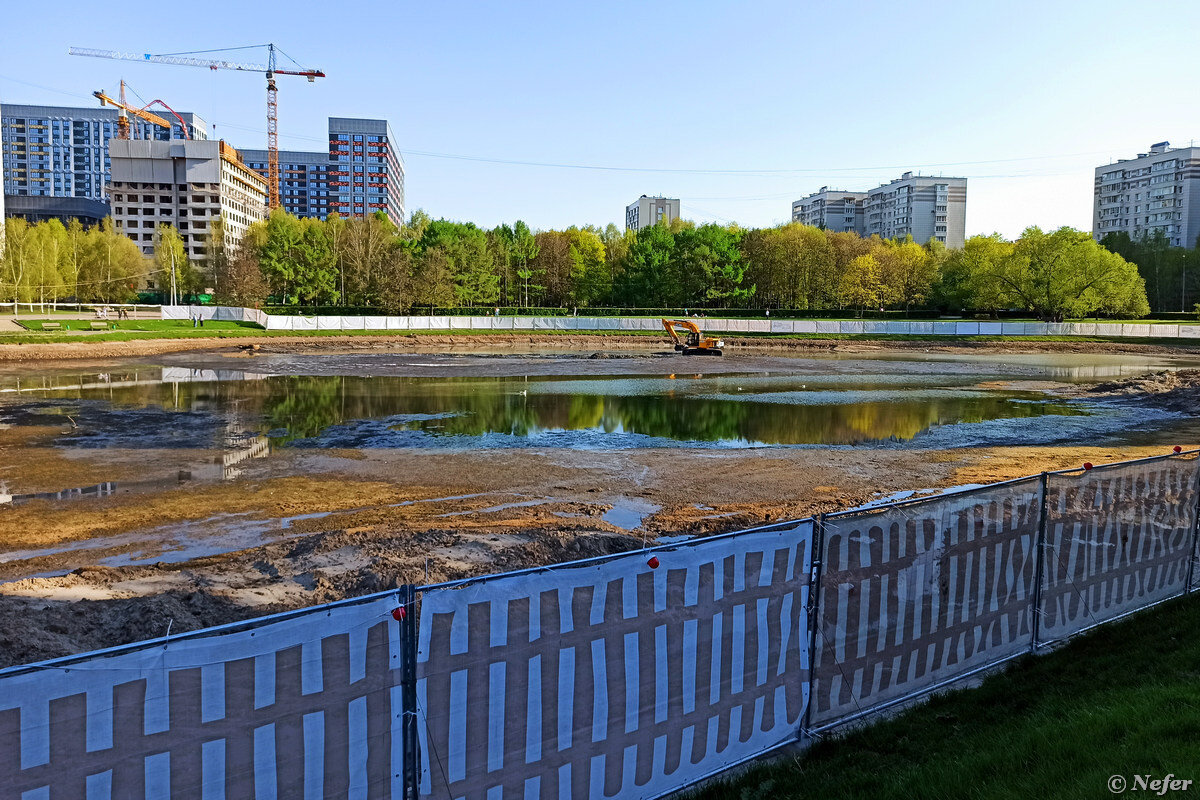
[0,351,1191,454]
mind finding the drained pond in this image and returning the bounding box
[0,350,1194,459]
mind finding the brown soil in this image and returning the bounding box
[2,439,1191,669]
[0,331,1195,363]
[1086,368,1200,414]
[1,343,1198,669]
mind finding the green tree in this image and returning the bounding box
[153,224,200,302]
[512,221,540,307]
[839,253,883,311]
[978,227,1149,320]
[618,223,675,306]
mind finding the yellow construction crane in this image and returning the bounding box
[93,81,175,140]
[70,44,325,210]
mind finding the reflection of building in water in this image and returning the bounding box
[0,367,266,395]
[4,481,117,506]
[221,431,271,480]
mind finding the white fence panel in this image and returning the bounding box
[0,596,402,798]
[417,522,815,800]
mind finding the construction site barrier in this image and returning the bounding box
[2,452,1198,798]
[162,306,1200,339]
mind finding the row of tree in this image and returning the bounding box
[2,211,1152,320]
[218,210,1148,319]
[1100,230,1200,313]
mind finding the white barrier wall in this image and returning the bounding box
[161,307,1200,340]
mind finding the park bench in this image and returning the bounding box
[89,322,109,331]
[41,322,62,331]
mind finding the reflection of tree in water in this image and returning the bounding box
[31,372,1086,446]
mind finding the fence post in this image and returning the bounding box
[801,514,827,739]
[1187,460,1200,596]
[1030,472,1050,652]
[399,584,420,799]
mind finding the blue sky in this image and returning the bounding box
[3,0,1200,238]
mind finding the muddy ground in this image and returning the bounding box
[0,341,1197,668]
[1,330,1198,363]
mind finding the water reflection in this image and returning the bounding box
[0,367,1089,448]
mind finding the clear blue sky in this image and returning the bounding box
[3,0,1200,238]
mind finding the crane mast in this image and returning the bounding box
[69,44,325,209]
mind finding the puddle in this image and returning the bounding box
[602,497,661,530]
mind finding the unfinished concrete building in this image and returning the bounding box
[108,139,267,261]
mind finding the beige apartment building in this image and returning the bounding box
[108,139,267,260]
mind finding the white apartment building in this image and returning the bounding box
[790,187,867,232]
[1094,141,1200,247]
[108,139,267,261]
[791,173,967,247]
[626,195,680,231]
[865,173,967,248]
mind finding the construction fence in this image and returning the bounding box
[2,452,1199,798]
[162,305,1200,339]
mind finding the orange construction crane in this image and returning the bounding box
[69,44,325,210]
[93,81,176,140]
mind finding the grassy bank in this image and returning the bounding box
[691,594,1200,800]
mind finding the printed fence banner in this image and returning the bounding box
[811,479,1042,726]
[0,595,402,799]
[415,522,814,799]
[1040,455,1200,642]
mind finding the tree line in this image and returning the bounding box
[3,211,1151,320]
[1099,230,1200,313]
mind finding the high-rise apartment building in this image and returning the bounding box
[790,187,867,232]
[1,103,206,213]
[1094,142,1200,248]
[108,139,267,261]
[239,148,330,219]
[241,117,405,224]
[790,173,967,247]
[865,173,967,248]
[626,195,680,231]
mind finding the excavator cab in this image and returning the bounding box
[662,319,724,356]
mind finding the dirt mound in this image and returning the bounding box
[1089,369,1200,413]
[0,589,259,668]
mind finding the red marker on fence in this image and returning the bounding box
[1174,445,1183,453]
[392,607,407,621]
[647,556,660,569]
[1083,462,1093,470]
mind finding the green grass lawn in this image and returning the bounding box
[14,319,258,333]
[690,594,1200,800]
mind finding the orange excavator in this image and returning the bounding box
[662,319,724,356]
